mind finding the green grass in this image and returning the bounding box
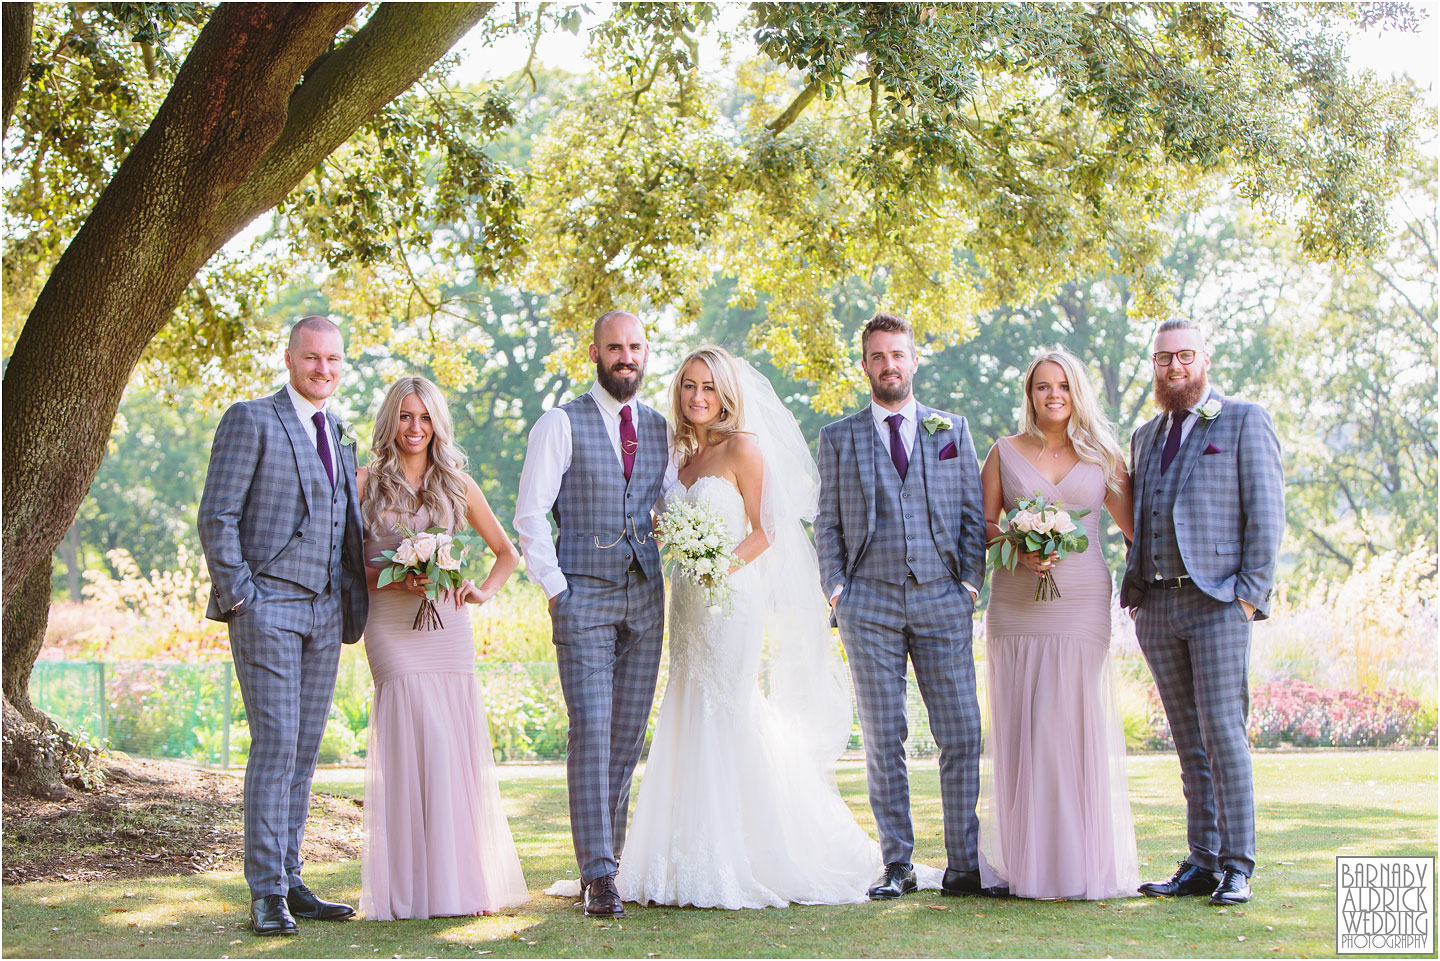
[3,751,1435,958]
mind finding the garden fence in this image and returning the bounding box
[29,660,942,769]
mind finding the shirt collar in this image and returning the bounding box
[286,382,327,420]
[587,382,635,420]
[870,396,917,429]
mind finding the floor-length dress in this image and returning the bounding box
[615,477,896,909]
[360,505,529,920]
[979,439,1140,900]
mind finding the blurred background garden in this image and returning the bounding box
[3,3,1436,787]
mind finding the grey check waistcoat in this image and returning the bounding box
[1140,433,1186,581]
[552,394,668,583]
[267,433,349,593]
[854,429,949,585]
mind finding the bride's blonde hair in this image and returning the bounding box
[1019,348,1126,495]
[363,376,469,534]
[669,345,746,465]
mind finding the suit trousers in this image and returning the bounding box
[1136,581,1256,877]
[228,573,344,898]
[551,570,665,883]
[836,575,982,871]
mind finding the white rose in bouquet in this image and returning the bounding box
[411,531,439,563]
[1012,510,1038,533]
[1030,513,1055,534]
[393,538,420,568]
[434,538,463,571]
[1051,511,1077,534]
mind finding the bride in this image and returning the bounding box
[611,345,937,908]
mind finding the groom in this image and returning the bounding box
[198,315,367,935]
[514,310,674,918]
[1121,318,1284,907]
[816,312,990,900]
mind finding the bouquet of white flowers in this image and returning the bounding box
[987,492,1091,602]
[655,499,739,614]
[373,526,484,630]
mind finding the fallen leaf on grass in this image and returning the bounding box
[1238,937,1247,943]
[928,906,948,911]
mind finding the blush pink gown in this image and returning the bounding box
[979,439,1139,900]
[360,506,529,920]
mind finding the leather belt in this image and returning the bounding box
[1152,575,1191,590]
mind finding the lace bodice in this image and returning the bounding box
[662,477,761,715]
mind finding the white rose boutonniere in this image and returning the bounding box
[1197,398,1223,422]
[922,413,953,436]
[339,421,358,447]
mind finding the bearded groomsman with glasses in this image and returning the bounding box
[1120,319,1284,907]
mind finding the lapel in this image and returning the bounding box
[271,389,319,518]
[848,409,877,535]
[914,403,944,524]
[1173,391,1225,493]
[333,412,360,501]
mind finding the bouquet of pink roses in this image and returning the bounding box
[987,492,1090,602]
[373,526,484,630]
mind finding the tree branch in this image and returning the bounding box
[2,2,34,137]
[766,80,821,133]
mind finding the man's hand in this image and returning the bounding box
[1239,599,1255,621]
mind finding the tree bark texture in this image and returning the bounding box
[2,2,33,136]
[2,2,492,610]
[2,560,70,799]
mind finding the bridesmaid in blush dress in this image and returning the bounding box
[357,376,529,920]
[978,348,1140,900]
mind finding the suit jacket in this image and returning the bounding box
[815,403,986,600]
[197,388,368,644]
[1120,392,1285,619]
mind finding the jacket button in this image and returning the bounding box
[295,531,303,538]
[625,553,632,561]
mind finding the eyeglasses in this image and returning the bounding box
[1152,350,1199,367]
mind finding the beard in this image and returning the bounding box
[597,357,644,402]
[868,367,912,404]
[1153,372,1208,414]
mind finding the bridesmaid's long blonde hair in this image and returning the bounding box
[1019,348,1125,495]
[669,345,747,465]
[363,376,469,534]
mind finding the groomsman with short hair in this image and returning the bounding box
[1121,318,1285,907]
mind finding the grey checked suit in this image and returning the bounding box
[1122,391,1284,878]
[198,388,367,899]
[547,394,669,883]
[816,405,987,871]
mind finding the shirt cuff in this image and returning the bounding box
[962,581,978,600]
[829,584,844,603]
[540,572,569,600]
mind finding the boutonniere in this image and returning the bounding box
[1197,398,1223,422]
[339,421,358,447]
[922,413,953,436]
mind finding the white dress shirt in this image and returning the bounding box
[830,396,977,602]
[286,383,336,483]
[514,384,678,599]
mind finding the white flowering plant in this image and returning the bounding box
[373,525,485,630]
[655,499,739,614]
[987,492,1091,602]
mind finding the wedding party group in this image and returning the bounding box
[196,307,1284,936]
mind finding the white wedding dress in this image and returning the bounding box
[614,476,884,908]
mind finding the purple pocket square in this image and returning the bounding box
[1203,443,1223,455]
[939,441,959,461]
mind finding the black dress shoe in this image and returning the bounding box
[584,875,625,918]
[940,867,1011,898]
[1138,860,1222,898]
[286,882,356,921]
[868,862,917,900]
[1209,868,1252,905]
[250,894,297,936]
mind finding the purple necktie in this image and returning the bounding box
[312,410,335,486]
[1160,410,1188,474]
[886,413,909,479]
[619,405,637,481]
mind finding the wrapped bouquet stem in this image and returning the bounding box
[987,493,1091,602]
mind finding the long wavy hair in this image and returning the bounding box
[1019,348,1126,495]
[669,345,746,465]
[363,376,470,534]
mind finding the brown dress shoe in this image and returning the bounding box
[584,874,625,918]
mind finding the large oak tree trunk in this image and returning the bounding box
[1,1,492,796]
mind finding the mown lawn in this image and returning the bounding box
[2,750,1434,958]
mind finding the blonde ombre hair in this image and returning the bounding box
[1019,348,1125,495]
[669,345,746,464]
[363,376,470,535]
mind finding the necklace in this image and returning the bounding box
[1034,439,1069,463]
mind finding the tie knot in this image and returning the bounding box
[886,413,904,430]
[619,404,633,423]
[312,411,326,429]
